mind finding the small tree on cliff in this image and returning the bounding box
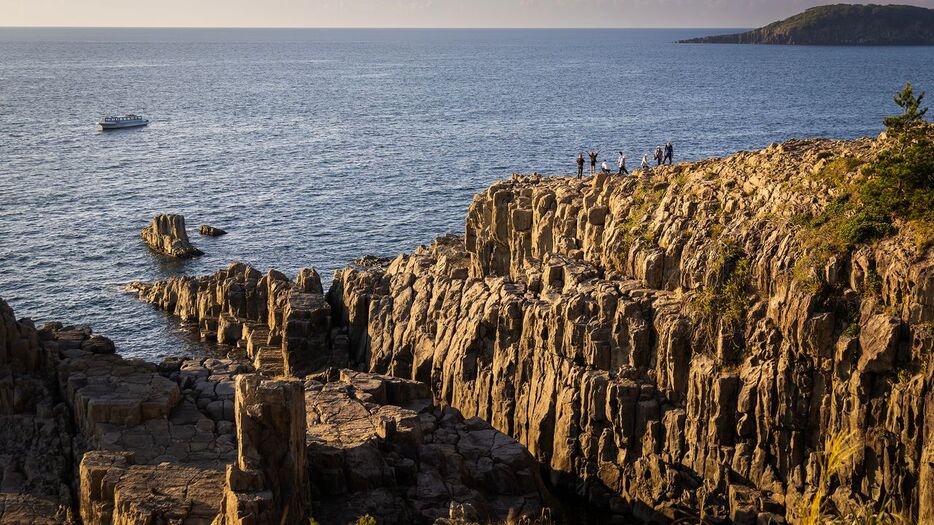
[850,84,934,241]
[884,82,928,139]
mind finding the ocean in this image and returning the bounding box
[1,28,931,360]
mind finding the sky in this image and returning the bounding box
[2,0,933,28]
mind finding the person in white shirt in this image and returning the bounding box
[617,152,629,175]
[641,153,650,171]
[601,160,610,173]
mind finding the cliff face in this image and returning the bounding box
[328,136,934,522]
[679,4,934,45]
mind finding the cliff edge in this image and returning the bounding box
[679,4,934,45]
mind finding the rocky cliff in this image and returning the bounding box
[0,291,552,524]
[49,129,934,523]
[679,4,934,45]
[327,135,934,523]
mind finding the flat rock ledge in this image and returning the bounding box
[140,213,203,258]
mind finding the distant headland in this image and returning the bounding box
[679,4,934,45]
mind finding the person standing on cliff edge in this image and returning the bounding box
[576,153,584,178]
[654,145,664,167]
[664,142,674,165]
[641,153,650,171]
[588,149,599,175]
[617,151,629,175]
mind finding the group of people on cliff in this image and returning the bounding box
[576,142,673,178]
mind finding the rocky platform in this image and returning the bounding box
[305,368,553,524]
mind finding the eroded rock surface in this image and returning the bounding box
[141,213,204,258]
[305,369,553,525]
[0,301,75,524]
[328,137,934,523]
[1,298,236,525]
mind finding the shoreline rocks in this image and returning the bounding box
[1,295,553,524]
[129,262,344,377]
[140,214,203,258]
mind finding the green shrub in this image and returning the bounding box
[842,323,860,337]
[837,208,895,246]
[695,242,753,347]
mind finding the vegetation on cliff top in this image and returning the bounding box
[679,4,934,45]
[796,83,932,268]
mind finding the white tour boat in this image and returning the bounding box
[98,114,149,130]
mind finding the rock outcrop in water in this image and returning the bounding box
[200,224,227,237]
[325,135,934,523]
[140,213,204,258]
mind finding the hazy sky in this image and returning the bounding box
[3,0,934,28]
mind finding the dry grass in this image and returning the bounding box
[799,431,909,525]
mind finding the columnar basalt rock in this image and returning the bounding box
[0,300,75,524]
[217,374,309,525]
[2,295,555,524]
[130,262,340,377]
[140,213,204,258]
[1,296,242,525]
[329,137,934,523]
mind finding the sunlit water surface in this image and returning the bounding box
[1,28,931,360]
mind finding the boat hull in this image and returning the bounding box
[99,120,149,130]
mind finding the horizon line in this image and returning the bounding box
[0,25,744,31]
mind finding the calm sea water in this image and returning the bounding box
[1,28,931,360]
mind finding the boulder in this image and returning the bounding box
[199,224,227,237]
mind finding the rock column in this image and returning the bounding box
[218,374,309,525]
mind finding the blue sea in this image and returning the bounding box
[1,28,931,360]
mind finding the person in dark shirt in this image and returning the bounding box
[576,153,585,178]
[588,150,599,175]
[664,142,674,165]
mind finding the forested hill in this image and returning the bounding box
[679,4,934,45]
